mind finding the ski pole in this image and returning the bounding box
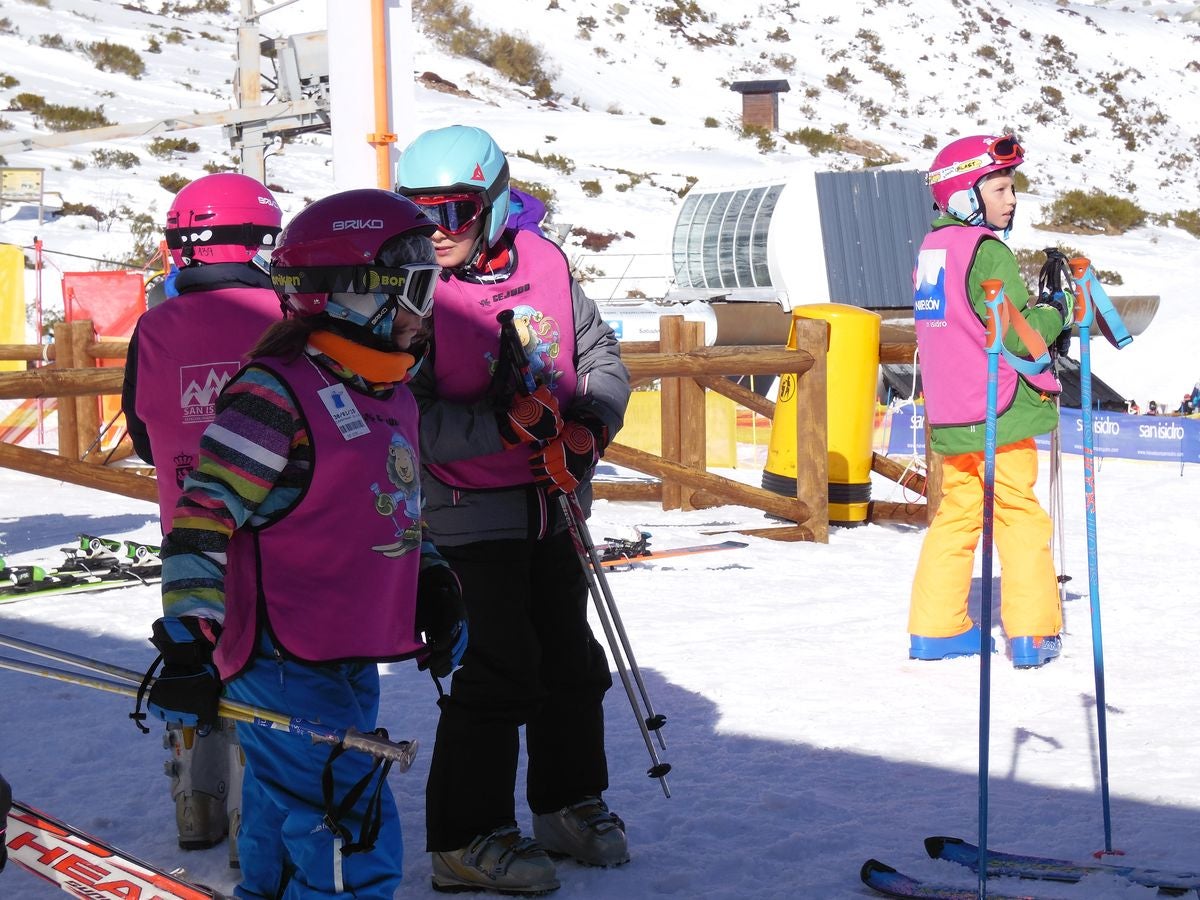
[496,311,672,797]
[1068,256,1115,853]
[0,649,418,768]
[976,280,1008,899]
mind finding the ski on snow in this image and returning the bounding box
[860,859,1040,899]
[926,835,1200,894]
[862,837,1200,899]
[596,530,748,569]
[1,534,162,604]
[6,798,224,899]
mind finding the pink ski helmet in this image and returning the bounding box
[926,134,1024,225]
[270,189,438,340]
[165,173,282,268]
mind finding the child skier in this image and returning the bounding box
[142,189,467,898]
[396,125,630,894]
[121,172,284,864]
[908,135,1071,668]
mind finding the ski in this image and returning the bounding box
[927,835,1200,894]
[7,799,224,899]
[1,535,162,604]
[860,859,1040,899]
[597,539,748,568]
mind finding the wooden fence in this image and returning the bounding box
[0,316,933,541]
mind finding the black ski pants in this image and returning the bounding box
[425,530,613,851]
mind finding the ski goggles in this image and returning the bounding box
[271,262,441,318]
[408,193,486,235]
[927,136,1024,186]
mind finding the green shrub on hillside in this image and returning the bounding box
[14,93,111,131]
[148,136,200,159]
[1039,189,1146,235]
[783,127,839,155]
[158,173,189,194]
[91,148,140,169]
[1172,209,1200,239]
[84,40,146,78]
[415,0,556,99]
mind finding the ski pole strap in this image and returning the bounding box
[1068,257,1133,349]
[321,729,395,858]
[128,652,162,734]
[980,280,1052,375]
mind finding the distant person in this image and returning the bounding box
[1178,395,1194,416]
[144,190,466,899]
[1148,400,1159,416]
[1127,399,1140,415]
[120,172,283,866]
[908,135,1070,669]
[1191,382,1200,412]
[397,125,631,894]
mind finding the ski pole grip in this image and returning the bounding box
[980,279,1005,355]
[1068,257,1095,327]
[340,728,420,770]
[496,310,537,395]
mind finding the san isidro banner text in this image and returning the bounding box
[884,404,1200,465]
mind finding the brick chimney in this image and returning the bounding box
[730,79,791,132]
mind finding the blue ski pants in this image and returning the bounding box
[225,637,403,900]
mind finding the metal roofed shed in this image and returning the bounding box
[667,167,932,312]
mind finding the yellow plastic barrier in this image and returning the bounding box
[763,303,881,525]
[612,390,738,468]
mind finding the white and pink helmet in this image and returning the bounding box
[165,173,282,268]
[926,134,1024,226]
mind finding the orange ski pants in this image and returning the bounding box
[908,438,1062,639]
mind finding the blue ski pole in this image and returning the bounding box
[975,279,1008,898]
[1068,256,1114,854]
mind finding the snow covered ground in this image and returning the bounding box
[2,446,1199,898]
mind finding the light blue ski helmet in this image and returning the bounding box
[395,125,511,249]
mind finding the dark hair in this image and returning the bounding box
[248,317,315,360]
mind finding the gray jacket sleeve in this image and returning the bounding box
[567,279,629,443]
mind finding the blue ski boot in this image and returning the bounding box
[1010,635,1061,668]
[909,625,995,660]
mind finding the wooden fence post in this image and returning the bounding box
[659,316,683,510]
[67,320,101,462]
[52,321,79,459]
[679,320,706,511]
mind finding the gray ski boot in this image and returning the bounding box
[164,723,230,850]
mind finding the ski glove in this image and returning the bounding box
[497,385,563,448]
[1033,290,1075,331]
[145,616,223,733]
[415,564,469,679]
[530,418,604,496]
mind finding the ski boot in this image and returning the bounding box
[1010,635,1062,668]
[909,625,995,660]
[164,723,230,850]
[533,797,629,867]
[226,722,245,869]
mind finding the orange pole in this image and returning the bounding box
[369,0,397,189]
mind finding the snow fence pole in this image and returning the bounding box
[977,279,1008,899]
[0,640,418,768]
[496,310,672,798]
[1068,257,1114,854]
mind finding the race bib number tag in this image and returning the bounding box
[318,384,369,440]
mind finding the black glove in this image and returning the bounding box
[497,385,562,448]
[415,565,468,679]
[146,616,223,733]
